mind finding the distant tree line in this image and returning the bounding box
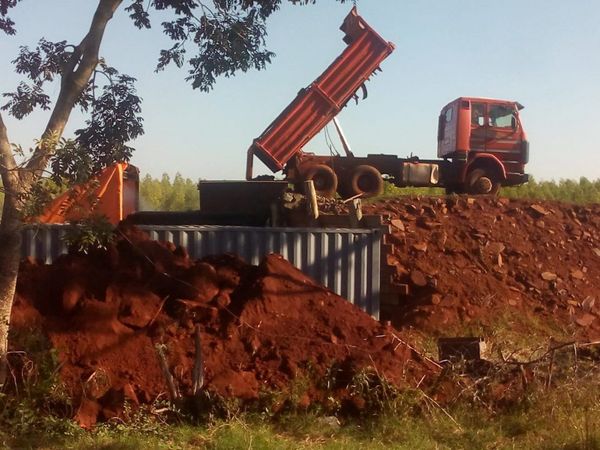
[381,176,600,204]
[139,173,199,211]
[138,174,600,211]
[501,177,600,204]
[3,175,599,217]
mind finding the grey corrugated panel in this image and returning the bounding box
[21,224,381,318]
[21,225,68,264]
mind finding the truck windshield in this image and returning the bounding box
[489,105,516,128]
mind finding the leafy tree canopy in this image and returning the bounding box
[0,0,347,188]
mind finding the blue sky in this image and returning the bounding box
[1,0,599,181]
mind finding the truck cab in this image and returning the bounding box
[438,97,529,194]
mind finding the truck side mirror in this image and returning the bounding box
[511,116,517,130]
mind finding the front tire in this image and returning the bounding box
[466,168,501,195]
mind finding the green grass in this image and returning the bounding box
[3,372,599,450]
[3,405,598,450]
[371,177,600,204]
[403,305,577,374]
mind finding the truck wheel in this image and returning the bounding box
[467,169,500,195]
[304,164,338,198]
[349,165,384,198]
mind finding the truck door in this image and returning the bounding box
[437,104,457,157]
[469,102,487,151]
[485,103,521,157]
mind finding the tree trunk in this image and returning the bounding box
[0,201,22,386]
[26,0,124,176]
[0,111,22,386]
[0,0,123,386]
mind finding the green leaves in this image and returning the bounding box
[1,39,70,118]
[186,11,274,91]
[0,0,21,35]
[127,0,301,91]
[71,71,144,175]
[48,64,144,186]
[1,82,50,119]
[12,39,70,82]
[62,215,115,254]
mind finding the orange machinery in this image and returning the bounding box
[36,162,139,225]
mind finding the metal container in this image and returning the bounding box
[198,180,288,217]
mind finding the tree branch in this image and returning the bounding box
[25,0,124,176]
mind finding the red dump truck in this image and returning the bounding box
[246,7,529,197]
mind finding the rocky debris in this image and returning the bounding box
[582,297,596,312]
[570,269,585,280]
[528,204,551,217]
[391,219,405,232]
[575,313,596,328]
[11,195,600,427]
[486,242,505,255]
[410,270,428,288]
[365,196,600,340]
[541,272,558,281]
[412,242,428,253]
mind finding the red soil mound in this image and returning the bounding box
[15,196,596,427]
[12,226,436,427]
[365,196,600,341]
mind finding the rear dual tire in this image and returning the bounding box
[339,165,384,199]
[303,164,338,198]
[300,164,385,199]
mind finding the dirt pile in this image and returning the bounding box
[12,225,436,428]
[364,196,600,341]
[13,196,599,427]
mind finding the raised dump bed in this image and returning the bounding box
[246,7,395,178]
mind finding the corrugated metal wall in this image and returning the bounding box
[21,226,69,264]
[21,224,381,318]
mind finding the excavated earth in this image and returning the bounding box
[363,196,600,343]
[11,225,436,428]
[10,195,600,427]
